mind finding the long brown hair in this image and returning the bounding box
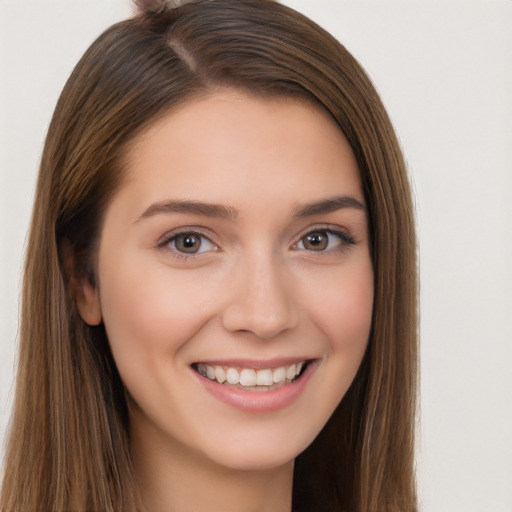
[1,1,418,510]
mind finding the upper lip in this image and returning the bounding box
[191,357,317,370]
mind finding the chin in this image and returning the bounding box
[207,445,298,472]
[195,421,325,472]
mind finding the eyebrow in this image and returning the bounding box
[293,195,366,218]
[136,194,365,223]
[137,200,238,222]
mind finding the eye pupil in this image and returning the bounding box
[303,231,328,251]
[176,234,201,253]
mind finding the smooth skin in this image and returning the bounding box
[78,91,374,512]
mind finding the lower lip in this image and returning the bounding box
[193,362,316,413]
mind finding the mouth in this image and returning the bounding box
[192,360,310,391]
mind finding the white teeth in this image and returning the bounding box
[197,361,307,387]
[240,369,257,386]
[272,366,286,383]
[285,364,297,380]
[256,368,273,386]
[206,365,215,380]
[226,367,240,385]
[214,366,226,383]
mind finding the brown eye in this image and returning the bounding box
[168,232,216,254]
[174,233,201,253]
[301,231,329,251]
[295,229,355,252]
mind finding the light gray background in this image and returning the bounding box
[1,1,511,511]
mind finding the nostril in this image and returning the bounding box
[221,303,299,339]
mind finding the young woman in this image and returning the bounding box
[0,1,418,511]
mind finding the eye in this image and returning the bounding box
[165,231,217,255]
[295,229,354,252]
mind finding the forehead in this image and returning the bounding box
[117,90,362,217]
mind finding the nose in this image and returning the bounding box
[221,254,299,340]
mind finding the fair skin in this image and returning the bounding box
[78,91,374,512]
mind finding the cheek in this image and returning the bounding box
[97,253,216,367]
[309,261,374,352]
[303,257,373,412]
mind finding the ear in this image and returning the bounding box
[62,240,102,326]
[76,274,102,326]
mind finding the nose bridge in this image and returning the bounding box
[221,247,298,339]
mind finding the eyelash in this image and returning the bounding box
[292,227,355,253]
[157,226,355,260]
[157,229,217,260]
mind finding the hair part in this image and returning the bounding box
[1,1,418,511]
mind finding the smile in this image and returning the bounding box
[191,358,317,412]
[194,361,307,389]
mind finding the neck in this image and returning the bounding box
[131,421,294,512]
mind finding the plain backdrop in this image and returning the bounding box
[1,1,511,511]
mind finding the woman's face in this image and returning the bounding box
[80,91,373,471]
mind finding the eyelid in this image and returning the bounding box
[291,225,356,251]
[157,227,219,257]
[155,223,356,259]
